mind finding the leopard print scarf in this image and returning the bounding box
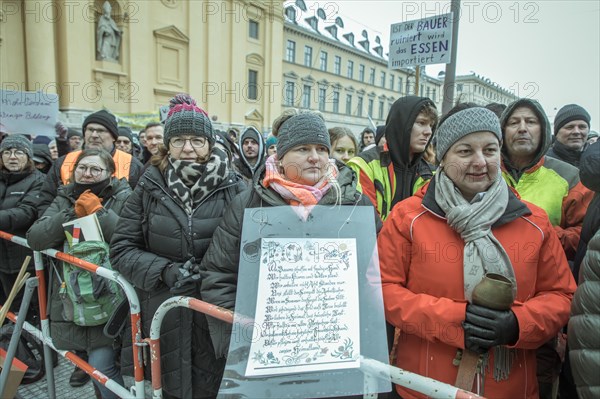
[165,147,229,214]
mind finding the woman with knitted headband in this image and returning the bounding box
[0,134,45,314]
[378,105,575,398]
[110,94,246,398]
[199,109,381,365]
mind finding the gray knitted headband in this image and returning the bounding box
[436,107,502,161]
[0,134,33,159]
[276,113,330,159]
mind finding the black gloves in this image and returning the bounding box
[463,304,519,353]
[161,258,200,295]
[170,274,201,296]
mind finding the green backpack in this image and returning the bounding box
[60,241,124,327]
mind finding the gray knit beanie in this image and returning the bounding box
[163,94,214,146]
[435,107,501,162]
[276,113,330,159]
[553,104,591,134]
[0,134,33,159]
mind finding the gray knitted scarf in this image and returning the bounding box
[434,169,517,382]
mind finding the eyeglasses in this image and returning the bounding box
[85,127,110,135]
[170,137,207,148]
[1,150,26,157]
[75,164,106,177]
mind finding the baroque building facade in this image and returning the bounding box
[1,0,514,134]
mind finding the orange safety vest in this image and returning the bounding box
[60,149,133,185]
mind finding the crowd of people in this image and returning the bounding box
[0,93,598,399]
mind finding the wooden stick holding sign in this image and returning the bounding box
[0,256,32,326]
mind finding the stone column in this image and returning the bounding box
[23,0,57,92]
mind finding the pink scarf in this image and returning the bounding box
[263,155,338,219]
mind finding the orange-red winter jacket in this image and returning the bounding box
[378,181,576,399]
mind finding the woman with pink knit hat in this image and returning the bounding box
[110,94,246,398]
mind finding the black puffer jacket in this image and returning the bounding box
[109,165,246,399]
[0,167,45,273]
[26,177,132,351]
[568,229,600,399]
[200,164,381,358]
[573,141,600,281]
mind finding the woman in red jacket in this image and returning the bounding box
[378,106,576,399]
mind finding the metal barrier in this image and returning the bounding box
[147,297,486,399]
[0,231,145,399]
[2,230,486,399]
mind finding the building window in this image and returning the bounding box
[347,61,354,79]
[302,85,311,109]
[334,56,341,75]
[304,46,312,67]
[359,64,365,82]
[346,94,352,115]
[247,69,258,100]
[286,40,296,63]
[380,71,386,87]
[332,91,340,113]
[249,20,259,39]
[432,88,437,102]
[318,87,326,111]
[420,84,424,96]
[368,98,374,117]
[357,97,363,117]
[369,68,375,85]
[457,83,463,92]
[398,77,403,94]
[426,87,431,98]
[284,82,295,106]
[390,74,395,90]
[319,51,328,71]
[285,6,296,21]
[378,100,384,120]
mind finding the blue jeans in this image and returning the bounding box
[88,345,124,399]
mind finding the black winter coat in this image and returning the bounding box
[573,141,600,281]
[0,168,45,273]
[109,165,246,399]
[26,177,132,351]
[200,164,381,358]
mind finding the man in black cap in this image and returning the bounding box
[36,109,144,215]
[115,126,134,154]
[547,104,592,168]
[67,128,83,152]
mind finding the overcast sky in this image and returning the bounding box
[333,0,600,127]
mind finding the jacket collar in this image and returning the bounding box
[550,140,582,166]
[421,177,531,227]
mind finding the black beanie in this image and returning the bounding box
[67,128,83,138]
[83,110,119,139]
[554,104,591,134]
[117,126,133,141]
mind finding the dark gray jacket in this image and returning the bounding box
[200,164,381,358]
[109,165,246,399]
[568,229,600,399]
[26,177,131,351]
[0,168,45,273]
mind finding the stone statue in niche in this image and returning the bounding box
[96,1,121,61]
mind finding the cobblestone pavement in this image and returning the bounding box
[17,354,95,399]
[16,355,150,399]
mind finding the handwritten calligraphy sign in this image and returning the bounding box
[246,238,360,377]
[0,89,59,136]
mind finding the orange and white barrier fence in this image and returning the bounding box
[0,231,145,399]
